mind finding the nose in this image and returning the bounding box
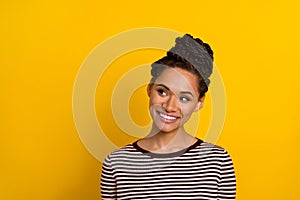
[163,94,179,112]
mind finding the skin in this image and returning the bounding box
[137,67,205,153]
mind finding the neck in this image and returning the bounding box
[148,126,179,142]
[142,125,196,153]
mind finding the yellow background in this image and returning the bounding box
[1,0,300,199]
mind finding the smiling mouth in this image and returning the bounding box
[157,111,179,122]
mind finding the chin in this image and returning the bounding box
[153,123,180,134]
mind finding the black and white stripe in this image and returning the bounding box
[101,138,236,199]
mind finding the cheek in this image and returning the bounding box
[149,97,160,109]
[149,96,156,106]
[149,92,163,104]
[181,103,198,115]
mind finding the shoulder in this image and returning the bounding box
[103,142,140,163]
[192,140,233,161]
[199,141,228,153]
[194,141,236,174]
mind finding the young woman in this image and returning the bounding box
[101,34,236,199]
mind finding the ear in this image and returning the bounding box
[194,95,205,112]
[147,83,153,97]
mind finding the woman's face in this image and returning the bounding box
[148,67,204,133]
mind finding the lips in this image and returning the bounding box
[157,111,179,123]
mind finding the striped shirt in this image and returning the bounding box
[101,138,236,199]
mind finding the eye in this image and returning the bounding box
[180,96,191,102]
[157,89,168,96]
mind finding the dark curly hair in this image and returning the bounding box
[150,34,214,98]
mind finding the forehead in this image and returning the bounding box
[154,67,199,94]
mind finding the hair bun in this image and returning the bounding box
[168,34,214,83]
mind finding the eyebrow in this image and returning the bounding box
[156,84,194,97]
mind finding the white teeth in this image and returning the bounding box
[159,112,177,120]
